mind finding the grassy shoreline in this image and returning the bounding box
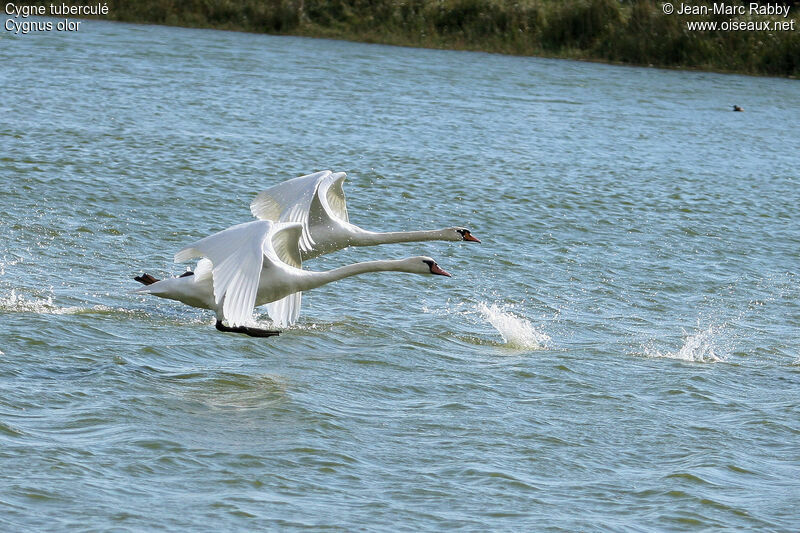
[76,1,800,77]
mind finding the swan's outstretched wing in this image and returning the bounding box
[251,171,329,223]
[267,223,303,270]
[263,222,304,327]
[265,293,301,328]
[175,220,273,327]
[251,171,329,253]
[318,171,349,224]
[250,170,350,254]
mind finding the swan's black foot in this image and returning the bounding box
[215,320,280,338]
[134,273,160,285]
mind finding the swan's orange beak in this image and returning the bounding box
[462,231,481,243]
[430,264,452,277]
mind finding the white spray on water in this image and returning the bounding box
[476,302,551,350]
[0,289,126,316]
[644,325,726,363]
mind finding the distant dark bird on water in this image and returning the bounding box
[733,105,744,112]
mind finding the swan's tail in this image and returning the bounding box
[133,273,160,286]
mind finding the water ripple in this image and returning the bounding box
[1,18,799,532]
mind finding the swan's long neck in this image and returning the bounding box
[296,259,412,292]
[349,228,453,247]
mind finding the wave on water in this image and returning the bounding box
[0,289,119,316]
[0,255,22,277]
[643,325,727,363]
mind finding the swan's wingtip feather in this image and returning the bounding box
[250,192,279,221]
[266,291,302,328]
[174,247,199,263]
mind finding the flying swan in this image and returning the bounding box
[250,170,479,327]
[250,170,480,260]
[134,220,452,337]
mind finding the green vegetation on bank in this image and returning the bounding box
[93,1,800,76]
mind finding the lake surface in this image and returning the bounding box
[1,18,799,531]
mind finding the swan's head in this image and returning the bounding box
[449,227,481,243]
[402,256,452,277]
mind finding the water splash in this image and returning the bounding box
[0,290,115,315]
[1,290,60,314]
[476,302,550,350]
[423,300,551,350]
[645,325,726,363]
[247,314,324,331]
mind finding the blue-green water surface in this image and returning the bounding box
[1,19,799,531]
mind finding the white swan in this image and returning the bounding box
[250,170,478,327]
[250,170,480,260]
[134,220,452,336]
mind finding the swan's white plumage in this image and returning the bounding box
[322,172,349,223]
[249,172,327,223]
[138,219,450,330]
[245,170,476,326]
[265,291,301,328]
[250,170,349,254]
[263,222,303,327]
[175,220,303,328]
[268,222,303,270]
[252,171,324,253]
[250,170,477,263]
[250,171,349,325]
[193,258,213,282]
